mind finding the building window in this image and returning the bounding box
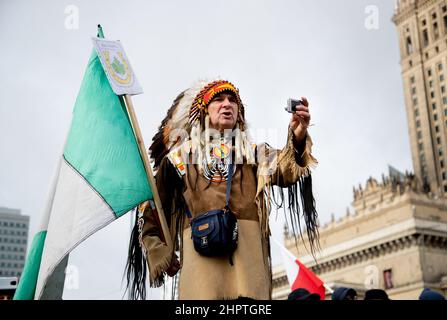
[441,160,445,168]
[382,268,395,288]
[435,113,439,121]
[419,142,424,150]
[417,131,422,139]
[445,109,447,115]
[437,137,441,144]
[433,12,437,20]
[441,74,445,81]
[415,109,419,117]
[442,86,446,93]
[406,36,413,55]
[439,63,444,71]
[431,91,435,98]
[420,153,426,162]
[433,103,437,109]
[428,68,432,76]
[440,149,444,156]
[416,120,421,128]
[444,185,447,192]
[430,80,433,87]
[412,87,417,95]
[436,125,440,132]
[443,6,447,13]
[410,76,415,84]
[434,22,439,39]
[423,29,429,47]
[413,97,418,106]
[443,172,447,180]
[423,19,427,26]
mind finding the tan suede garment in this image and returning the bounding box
[141,130,317,300]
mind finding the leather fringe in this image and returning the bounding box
[125,208,148,300]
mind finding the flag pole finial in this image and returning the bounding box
[97,24,105,38]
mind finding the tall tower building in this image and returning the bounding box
[393,0,447,197]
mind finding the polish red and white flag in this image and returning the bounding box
[273,238,330,300]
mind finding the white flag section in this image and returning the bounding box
[35,159,117,298]
[272,238,299,288]
[14,47,151,300]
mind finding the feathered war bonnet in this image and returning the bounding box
[149,79,255,172]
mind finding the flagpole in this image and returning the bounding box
[123,94,173,250]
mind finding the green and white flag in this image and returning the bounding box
[14,38,151,300]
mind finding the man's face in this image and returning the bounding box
[207,92,239,132]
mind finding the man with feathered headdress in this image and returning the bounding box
[126,79,318,300]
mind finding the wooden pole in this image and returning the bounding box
[123,94,173,250]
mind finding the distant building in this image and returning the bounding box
[272,0,447,300]
[0,207,30,278]
[393,0,447,196]
[273,169,447,300]
[0,277,18,300]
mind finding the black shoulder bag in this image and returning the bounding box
[187,164,238,264]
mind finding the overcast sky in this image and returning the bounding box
[0,0,412,299]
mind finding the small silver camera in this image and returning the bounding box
[285,98,303,113]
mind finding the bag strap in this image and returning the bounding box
[225,163,234,208]
[185,163,235,218]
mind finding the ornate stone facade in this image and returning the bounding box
[273,170,447,300]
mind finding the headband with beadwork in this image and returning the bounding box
[189,80,243,124]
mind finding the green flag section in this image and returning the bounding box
[12,231,47,300]
[64,50,152,217]
[14,49,151,300]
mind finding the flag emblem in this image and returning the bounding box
[104,51,131,85]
